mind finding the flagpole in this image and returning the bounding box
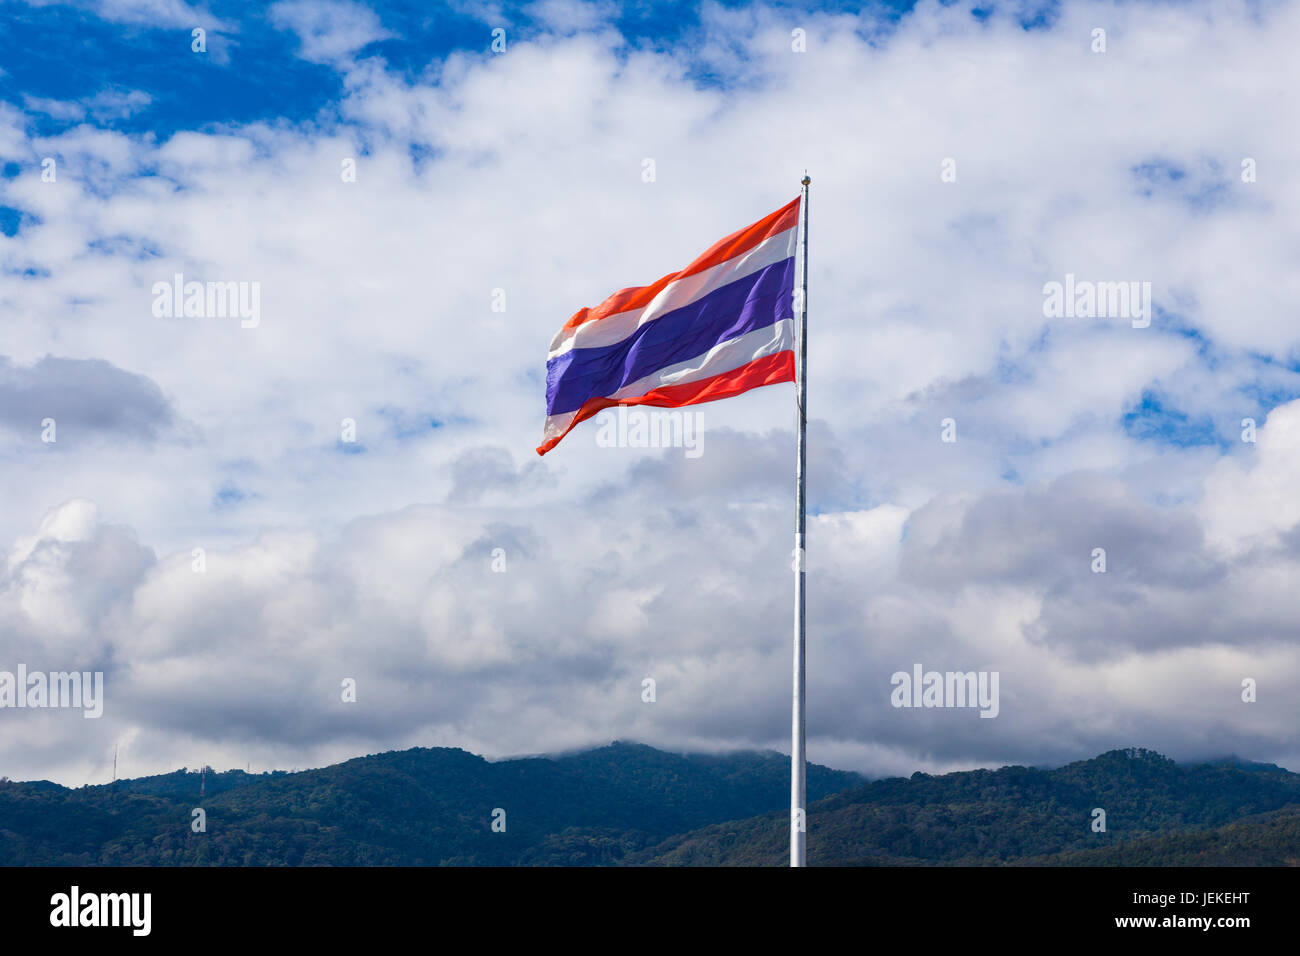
[791,173,810,868]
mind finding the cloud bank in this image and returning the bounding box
[0,0,1297,784]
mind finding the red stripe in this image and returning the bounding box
[535,350,795,455]
[558,197,801,335]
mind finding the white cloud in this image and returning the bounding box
[2,0,1300,784]
[522,0,620,34]
[23,90,152,124]
[22,0,233,31]
[270,0,396,65]
[1201,401,1300,554]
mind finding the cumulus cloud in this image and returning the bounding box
[270,0,396,65]
[446,445,554,503]
[0,355,176,442]
[0,0,1298,784]
[4,411,1299,782]
[1201,401,1300,555]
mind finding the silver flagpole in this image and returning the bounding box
[791,173,810,867]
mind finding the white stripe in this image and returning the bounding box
[547,227,797,359]
[540,319,793,443]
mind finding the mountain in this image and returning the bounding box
[1,744,1296,865]
[633,747,1300,865]
[1023,807,1300,865]
[0,742,859,865]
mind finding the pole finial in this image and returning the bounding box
[801,171,810,186]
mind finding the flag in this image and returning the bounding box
[537,197,801,455]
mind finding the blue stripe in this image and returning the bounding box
[546,257,795,416]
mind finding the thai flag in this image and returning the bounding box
[537,197,801,455]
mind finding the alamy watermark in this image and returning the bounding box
[0,666,103,718]
[152,273,260,328]
[890,663,999,718]
[50,886,150,936]
[1043,274,1151,328]
[594,406,703,458]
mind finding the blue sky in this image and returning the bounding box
[0,0,1298,785]
[0,1,926,138]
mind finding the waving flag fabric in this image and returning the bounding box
[537,197,801,455]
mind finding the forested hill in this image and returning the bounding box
[633,748,1300,865]
[1,745,1296,865]
[0,742,858,865]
